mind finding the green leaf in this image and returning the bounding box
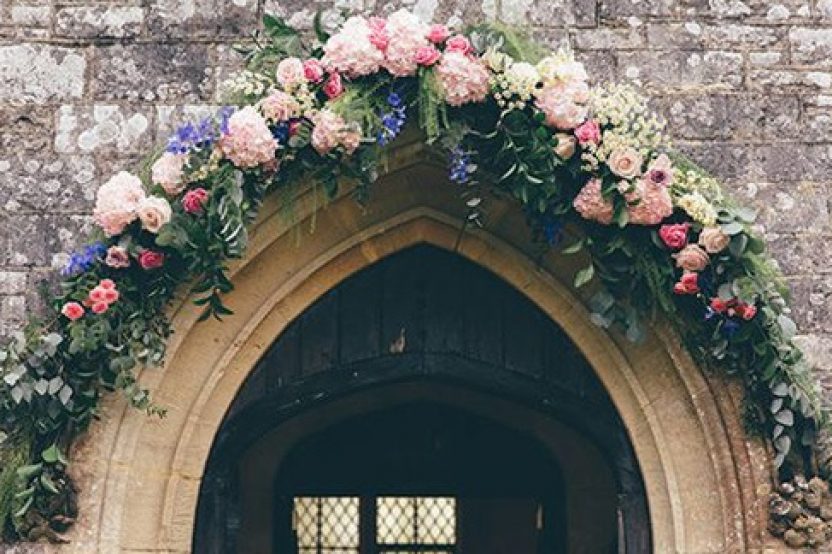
[774,409,794,426]
[729,234,748,257]
[562,239,584,255]
[574,264,595,289]
[41,444,61,464]
[778,314,797,340]
[721,222,744,236]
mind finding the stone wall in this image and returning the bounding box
[1,0,831,381]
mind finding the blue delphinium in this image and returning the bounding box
[376,92,407,146]
[62,242,106,276]
[449,146,472,184]
[166,107,237,154]
[542,216,564,246]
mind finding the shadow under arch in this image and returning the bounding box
[65,136,770,553]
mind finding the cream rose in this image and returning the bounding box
[608,147,644,179]
[673,244,710,272]
[554,134,577,159]
[137,196,172,234]
[151,152,187,196]
[699,226,731,254]
[275,57,306,89]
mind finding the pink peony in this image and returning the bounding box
[303,58,325,82]
[573,178,614,225]
[445,34,472,54]
[435,51,490,107]
[427,24,449,44]
[61,301,85,321]
[323,72,344,99]
[183,188,209,214]
[673,272,699,295]
[673,244,710,272]
[627,179,673,225]
[151,152,187,196]
[382,9,430,77]
[368,16,389,51]
[138,249,165,270]
[93,171,146,237]
[645,153,674,188]
[219,106,278,169]
[574,119,601,145]
[322,16,386,77]
[105,245,130,268]
[658,223,689,250]
[415,45,441,67]
[137,196,172,234]
[275,57,306,89]
[311,110,362,155]
[260,91,300,123]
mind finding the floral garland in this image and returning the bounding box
[0,10,827,544]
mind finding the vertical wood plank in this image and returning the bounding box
[299,290,339,376]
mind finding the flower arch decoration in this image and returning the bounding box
[0,10,830,547]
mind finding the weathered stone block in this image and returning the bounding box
[0,44,86,104]
[147,0,257,38]
[55,105,153,154]
[55,6,144,39]
[755,144,832,182]
[599,0,674,20]
[0,271,27,295]
[93,43,213,102]
[0,154,96,213]
[674,141,753,180]
[0,106,53,151]
[0,215,94,268]
[736,180,831,235]
[789,28,832,67]
[750,69,832,90]
[617,50,743,91]
[572,27,645,50]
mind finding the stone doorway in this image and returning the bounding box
[192,246,650,553]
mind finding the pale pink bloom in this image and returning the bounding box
[535,82,589,130]
[626,179,673,225]
[151,152,187,196]
[573,178,614,225]
[105,246,130,268]
[137,195,172,234]
[445,34,472,54]
[260,90,300,123]
[322,16,386,77]
[435,51,490,107]
[673,244,710,272]
[608,147,644,179]
[276,57,306,89]
[99,278,116,290]
[93,171,146,237]
[415,46,441,67]
[645,153,674,188]
[383,9,430,77]
[219,106,278,169]
[311,109,362,155]
[427,24,449,44]
[303,58,325,82]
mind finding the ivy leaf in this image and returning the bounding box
[574,264,595,288]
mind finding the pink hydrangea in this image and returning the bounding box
[219,106,278,169]
[93,171,146,237]
[151,152,187,196]
[383,9,430,77]
[535,81,589,130]
[311,109,362,155]
[573,178,614,225]
[260,90,300,123]
[627,179,674,225]
[276,57,306,90]
[435,51,490,107]
[368,16,389,51]
[322,16,386,77]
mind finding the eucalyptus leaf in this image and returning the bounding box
[574,264,595,289]
[774,409,794,426]
[777,315,797,340]
[721,222,744,235]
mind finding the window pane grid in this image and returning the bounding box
[294,497,360,552]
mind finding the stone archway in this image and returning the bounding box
[65,134,773,553]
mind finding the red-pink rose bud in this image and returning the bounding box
[415,46,441,67]
[138,249,165,270]
[323,72,344,99]
[182,188,209,215]
[445,34,472,54]
[574,119,601,145]
[673,272,699,295]
[303,58,325,83]
[61,301,85,321]
[427,24,450,44]
[658,223,690,250]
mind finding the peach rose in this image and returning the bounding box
[137,196,172,234]
[608,147,643,179]
[554,134,577,159]
[673,244,710,272]
[698,226,731,254]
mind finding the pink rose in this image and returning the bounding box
[138,249,165,270]
[91,301,109,315]
[710,298,730,313]
[323,72,344,99]
[100,278,116,290]
[673,244,710,272]
[427,24,449,44]
[105,246,130,269]
[445,34,472,54]
[673,272,700,295]
[102,288,119,304]
[415,45,441,67]
[659,223,690,250]
[182,187,209,214]
[574,119,601,145]
[89,287,107,303]
[736,303,757,321]
[368,16,389,51]
[61,301,85,321]
[275,57,306,89]
[303,58,325,83]
[608,147,643,179]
